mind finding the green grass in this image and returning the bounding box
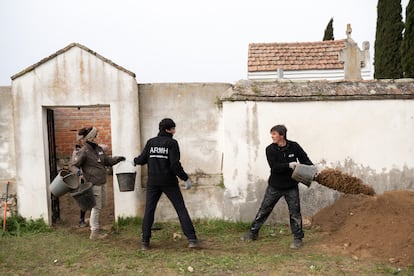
[0,218,412,275]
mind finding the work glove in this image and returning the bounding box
[289,162,298,169]
[117,156,126,163]
[184,179,192,190]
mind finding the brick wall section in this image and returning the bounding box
[53,107,112,158]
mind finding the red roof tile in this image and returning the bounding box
[248,40,346,72]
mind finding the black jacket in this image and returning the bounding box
[134,131,189,186]
[266,139,313,190]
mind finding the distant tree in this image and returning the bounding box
[323,18,334,41]
[402,0,414,77]
[374,0,404,79]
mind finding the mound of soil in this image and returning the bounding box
[315,168,375,195]
[312,190,414,266]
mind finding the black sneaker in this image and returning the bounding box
[290,238,303,249]
[188,240,201,249]
[241,232,258,241]
[141,242,150,251]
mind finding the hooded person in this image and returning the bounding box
[71,126,125,240]
[133,118,199,250]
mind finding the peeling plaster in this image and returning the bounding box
[328,158,414,194]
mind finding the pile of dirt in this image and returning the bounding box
[315,168,375,195]
[312,190,414,266]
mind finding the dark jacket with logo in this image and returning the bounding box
[134,130,189,186]
[266,139,313,190]
[71,141,121,186]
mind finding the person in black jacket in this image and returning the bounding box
[242,124,313,249]
[133,118,199,251]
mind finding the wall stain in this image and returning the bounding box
[325,158,414,194]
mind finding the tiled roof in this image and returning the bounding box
[11,43,136,80]
[248,40,346,72]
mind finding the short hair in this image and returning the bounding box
[159,118,176,131]
[270,124,287,139]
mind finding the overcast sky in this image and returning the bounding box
[0,0,409,85]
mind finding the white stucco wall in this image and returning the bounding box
[222,99,414,222]
[11,46,141,224]
[0,87,15,182]
[138,83,232,221]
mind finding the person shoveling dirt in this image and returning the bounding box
[292,164,375,195]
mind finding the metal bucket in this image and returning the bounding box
[116,172,136,192]
[292,164,318,187]
[70,182,96,211]
[50,169,79,197]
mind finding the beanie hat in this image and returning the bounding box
[84,127,98,142]
[159,118,176,131]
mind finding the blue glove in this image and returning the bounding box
[184,179,192,190]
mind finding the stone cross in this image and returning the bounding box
[339,24,365,81]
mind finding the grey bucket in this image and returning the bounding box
[70,182,96,211]
[292,164,318,187]
[116,172,136,192]
[50,169,79,197]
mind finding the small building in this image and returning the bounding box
[248,26,371,81]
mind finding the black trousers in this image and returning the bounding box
[142,184,197,243]
[250,185,304,240]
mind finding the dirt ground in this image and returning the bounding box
[312,190,414,266]
[56,174,413,267]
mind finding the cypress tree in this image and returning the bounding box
[402,0,414,77]
[323,18,334,41]
[374,0,404,79]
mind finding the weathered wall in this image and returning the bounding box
[222,80,414,222]
[54,107,112,158]
[0,86,15,182]
[138,83,232,221]
[0,86,17,216]
[11,45,141,224]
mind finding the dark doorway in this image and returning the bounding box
[46,109,60,224]
[47,106,115,229]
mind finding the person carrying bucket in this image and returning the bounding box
[241,124,313,249]
[71,126,125,240]
[133,118,199,251]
